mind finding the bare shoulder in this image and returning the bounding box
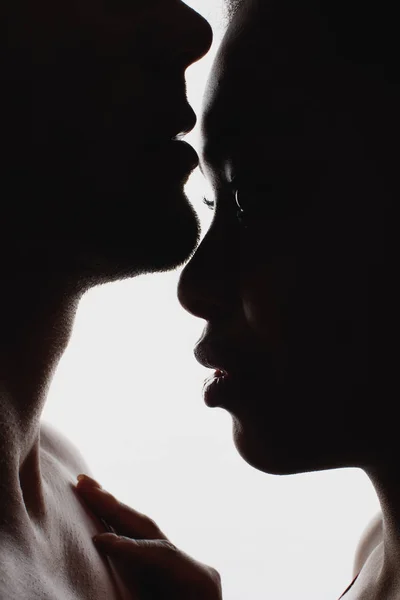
[40,420,93,477]
[352,511,383,577]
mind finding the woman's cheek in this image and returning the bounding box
[241,252,298,332]
[241,272,283,343]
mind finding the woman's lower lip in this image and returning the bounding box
[202,371,236,408]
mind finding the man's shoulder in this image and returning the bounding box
[40,420,92,477]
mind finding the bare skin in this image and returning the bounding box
[0,0,212,596]
[47,1,400,599]
[0,283,136,599]
[75,475,222,600]
[0,422,132,600]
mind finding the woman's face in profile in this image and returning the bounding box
[178,0,386,474]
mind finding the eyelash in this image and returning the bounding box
[202,197,215,210]
[202,195,248,228]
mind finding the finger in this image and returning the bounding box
[76,478,167,541]
[76,474,102,488]
[93,534,181,597]
[93,534,222,598]
[93,534,180,571]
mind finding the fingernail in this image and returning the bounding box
[77,474,102,488]
[93,533,118,544]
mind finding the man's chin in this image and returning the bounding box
[68,196,201,287]
[6,182,201,286]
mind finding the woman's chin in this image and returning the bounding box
[231,416,335,476]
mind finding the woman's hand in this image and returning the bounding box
[75,474,223,600]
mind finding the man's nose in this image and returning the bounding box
[181,4,213,67]
[162,3,213,71]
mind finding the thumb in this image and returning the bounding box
[94,533,222,598]
[94,534,178,596]
[94,533,181,570]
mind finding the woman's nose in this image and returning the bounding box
[177,225,238,322]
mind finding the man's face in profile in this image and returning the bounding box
[1,0,212,281]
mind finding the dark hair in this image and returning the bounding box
[223,0,400,74]
[223,0,400,192]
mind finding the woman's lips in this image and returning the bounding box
[202,370,235,408]
[195,336,272,409]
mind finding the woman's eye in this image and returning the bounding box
[231,160,324,225]
[233,185,276,218]
[234,189,247,212]
[232,179,304,223]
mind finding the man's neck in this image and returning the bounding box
[0,271,82,535]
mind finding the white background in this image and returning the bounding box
[42,1,380,598]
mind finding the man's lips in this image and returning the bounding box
[194,337,262,378]
[159,140,199,172]
[138,138,197,171]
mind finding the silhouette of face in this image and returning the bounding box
[178,1,388,474]
[1,0,212,282]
